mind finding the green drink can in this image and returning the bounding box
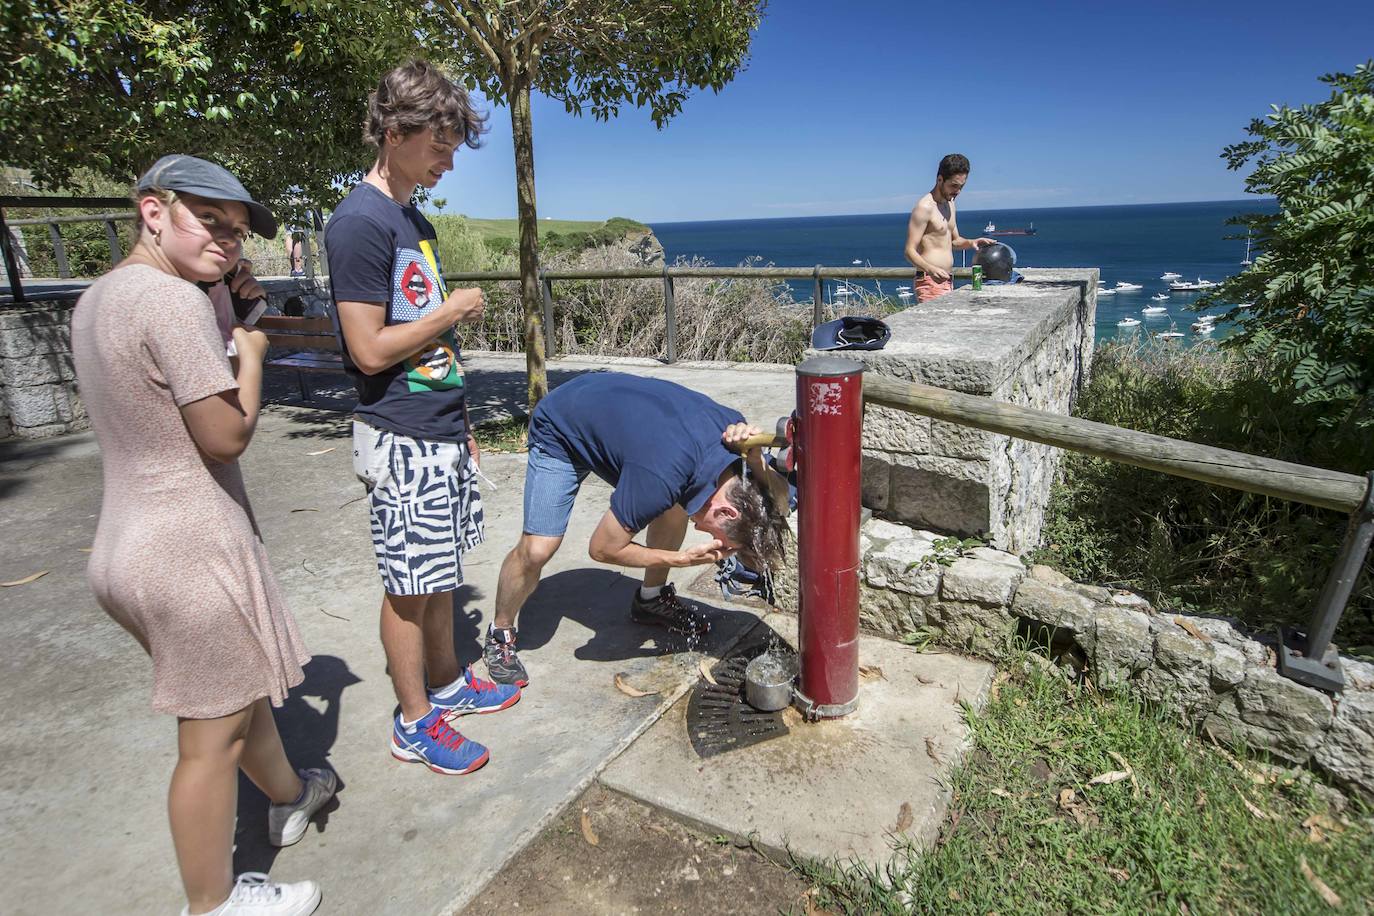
[972,265,983,290]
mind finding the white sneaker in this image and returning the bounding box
[268,767,338,847]
[182,873,321,916]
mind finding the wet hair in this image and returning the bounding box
[365,59,486,149]
[720,471,789,573]
[938,153,970,180]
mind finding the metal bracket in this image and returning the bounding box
[792,686,858,721]
[1277,470,1374,694]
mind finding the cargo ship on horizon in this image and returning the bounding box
[983,221,1037,236]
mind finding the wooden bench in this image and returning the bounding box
[258,315,345,402]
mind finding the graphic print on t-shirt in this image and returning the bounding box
[390,240,464,394]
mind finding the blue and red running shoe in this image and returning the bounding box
[428,665,521,716]
[391,707,490,775]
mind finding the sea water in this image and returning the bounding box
[650,199,1278,347]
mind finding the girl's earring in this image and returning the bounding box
[153,228,162,246]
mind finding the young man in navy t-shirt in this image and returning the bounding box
[327,60,519,777]
[482,372,791,686]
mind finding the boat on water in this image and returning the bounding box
[1158,331,1185,340]
[1115,281,1143,291]
[1168,278,1218,292]
[1161,272,1182,281]
[1098,287,1117,296]
[1118,317,1141,327]
[1191,320,1216,333]
[1151,293,1170,302]
[1141,306,1168,315]
[983,221,1037,236]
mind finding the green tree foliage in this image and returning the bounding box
[427,0,766,408]
[0,0,426,208]
[1207,61,1374,428]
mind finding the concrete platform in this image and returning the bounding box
[599,612,995,866]
[0,355,794,915]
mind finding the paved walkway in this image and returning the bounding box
[0,354,795,915]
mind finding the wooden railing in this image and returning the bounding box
[0,196,326,302]
[444,264,951,362]
[861,371,1373,693]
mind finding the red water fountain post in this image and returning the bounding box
[793,355,864,718]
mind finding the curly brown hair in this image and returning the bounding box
[365,59,486,149]
[720,472,789,573]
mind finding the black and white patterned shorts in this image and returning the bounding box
[352,421,485,596]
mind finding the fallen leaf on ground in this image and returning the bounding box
[858,664,887,681]
[290,507,319,513]
[1174,616,1212,642]
[1,570,48,587]
[1105,866,1130,883]
[1299,855,1341,907]
[1240,793,1270,821]
[947,888,963,901]
[989,788,1012,798]
[893,801,914,833]
[1058,788,1077,809]
[579,810,599,846]
[78,547,92,553]
[1106,751,1141,797]
[990,670,1010,697]
[1195,790,1208,809]
[1303,813,1344,843]
[925,736,943,764]
[305,447,336,456]
[698,659,718,685]
[1088,770,1131,786]
[613,673,658,698]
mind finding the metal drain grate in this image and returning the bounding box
[687,650,792,759]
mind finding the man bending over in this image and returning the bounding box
[904,153,993,302]
[483,372,790,686]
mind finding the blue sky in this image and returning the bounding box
[434,0,1372,223]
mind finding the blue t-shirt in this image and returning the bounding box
[529,373,744,532]
[325,182,468,442]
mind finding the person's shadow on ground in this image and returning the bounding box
[233,654,361,875]
[511,567,762,664]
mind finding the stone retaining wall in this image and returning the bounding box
[773,516,1374,799]
[817,268,1097,553]
[0,277,332,439]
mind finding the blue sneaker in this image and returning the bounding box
[390,707,490,775]
[428,666,522,716]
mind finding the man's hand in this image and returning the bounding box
[672,539,733,567]
[467,433,481,469]
[721,422,763,450]
[973,237,995,248]
[926,265,951,283]
[231,325,269,364]
[229,259,265,302]
[443,287,486,324]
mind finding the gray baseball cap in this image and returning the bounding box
[136,154,278,239]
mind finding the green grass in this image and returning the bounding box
[794,648,1373,915]
[471,415,528,454]
[440,216,607,241]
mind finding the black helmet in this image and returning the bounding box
[810,315,891,351]
[973,242,1017,282]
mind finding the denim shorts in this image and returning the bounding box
[522,443,590,537]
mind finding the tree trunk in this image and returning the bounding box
[509,75,547,409]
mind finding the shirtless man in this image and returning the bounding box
[904,153,993,302]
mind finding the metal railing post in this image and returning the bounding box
[47,222,71,278]
[1278,470,1374,692]
[663,265,677,364]
[0,206,26,302]
[812,264,823,329]
[540,269,555,359]
[102,219,122,265]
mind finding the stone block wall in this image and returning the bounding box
[822,269,1097,553]
[0,276,333,439]
[771,515,1374,800]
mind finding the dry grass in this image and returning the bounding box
[455,246,897,364]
